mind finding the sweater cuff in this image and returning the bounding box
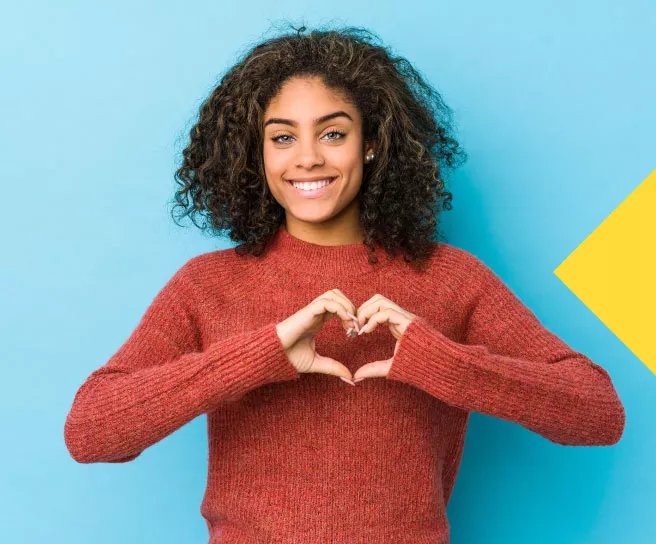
[386,316,481,405]
[204,322,300,404]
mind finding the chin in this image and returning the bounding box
[286,207,338,224]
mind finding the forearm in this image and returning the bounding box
[388,316,625,446]
[64,323,298,463]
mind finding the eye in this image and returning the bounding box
[271,134,293,144]
[323,130,346,141]
[269,131,346,144]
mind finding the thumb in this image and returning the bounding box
[311,352,353,380]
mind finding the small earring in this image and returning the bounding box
[365,152,375,163]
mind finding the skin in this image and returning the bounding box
[264,75,416,384]
[262,75,376,246]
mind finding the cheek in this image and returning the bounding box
[263,147,287,176]
[336,150,363,178]
[333,143,362,169]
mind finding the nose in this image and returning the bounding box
[294,139,324,169]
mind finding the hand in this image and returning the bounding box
[276,289,360,381]
[352,294,416,382]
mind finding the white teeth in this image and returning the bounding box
[291,178,334,190]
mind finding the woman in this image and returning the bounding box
[64,24,625,543]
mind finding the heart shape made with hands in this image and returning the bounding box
[342,293,417,383]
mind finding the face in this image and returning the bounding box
[262,76,375,227]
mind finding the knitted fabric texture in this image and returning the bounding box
[64,223,625,543]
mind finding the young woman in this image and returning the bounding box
[64,24,625,543]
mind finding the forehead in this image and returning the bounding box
[265,76,357,119]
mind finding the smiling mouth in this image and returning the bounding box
[286,176,337,186]
[284,176,337,197]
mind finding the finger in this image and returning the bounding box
[356,297,389,331]
[327,289,359,330]
[316,289,355,316]
[357,295,404,328]
[330,289,358,317]
[358,308,401,335]
[352,359,392,381]
[310,353,353,380]
[359,293,382,307]
[312,298,356,333]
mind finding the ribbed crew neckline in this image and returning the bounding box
[262,222,393,276]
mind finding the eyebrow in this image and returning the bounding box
[263,110,353,129]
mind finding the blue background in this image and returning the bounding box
[2,1,654,542]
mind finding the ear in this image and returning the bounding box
[365,141,377,155]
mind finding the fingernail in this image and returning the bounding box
[347,312,358,321]
[339,377,356,386]
[353,377,364,383]
[357,323,368,335]
[346,327,353,335]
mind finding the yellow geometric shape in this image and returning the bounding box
[554,168,656,375]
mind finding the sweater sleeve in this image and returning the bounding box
[386,255,626,447]
[63,262,300,464]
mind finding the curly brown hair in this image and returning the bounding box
[170,21,467,267]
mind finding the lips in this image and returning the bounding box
[285,176,337,198]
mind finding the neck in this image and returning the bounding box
[284,202,364,246]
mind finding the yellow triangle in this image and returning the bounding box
[554,168,656,375]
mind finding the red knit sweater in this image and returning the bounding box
[64,223,625,543]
